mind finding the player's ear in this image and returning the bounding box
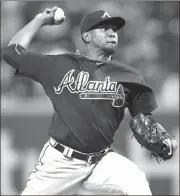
[81,31,91,43]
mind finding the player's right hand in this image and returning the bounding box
[35,7,64,26]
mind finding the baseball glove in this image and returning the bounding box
[129,113,176,162]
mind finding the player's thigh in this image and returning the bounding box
[21,141,93,195]
[82,151,152,195]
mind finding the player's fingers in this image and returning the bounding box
[49,6,57,15]
[52,6,58,11]
[51,6,58,14]
[49,7,58,18]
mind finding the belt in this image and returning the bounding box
[49,138,110,164]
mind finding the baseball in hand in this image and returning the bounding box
[53,8,65,23]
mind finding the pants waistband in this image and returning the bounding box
[49,137,111,164]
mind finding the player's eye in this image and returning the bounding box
[112,27,117,32]
[101,27,117,33]
[103,27,110,31]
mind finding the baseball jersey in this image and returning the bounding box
[3,44,158,153]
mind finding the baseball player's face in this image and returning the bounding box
[90,24,118,54]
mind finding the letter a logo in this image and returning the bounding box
[101,11,111,18]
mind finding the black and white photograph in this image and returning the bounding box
[1,1,179,195]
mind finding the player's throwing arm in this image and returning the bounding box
[8,7,65,49]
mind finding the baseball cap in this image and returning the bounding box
[80,10,125,33]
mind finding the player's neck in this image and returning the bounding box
[86,49,112,62]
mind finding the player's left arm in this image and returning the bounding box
[128,87,177,161]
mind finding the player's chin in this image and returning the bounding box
[105,43,117,54]
[104,45,117,54]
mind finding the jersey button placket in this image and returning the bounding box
[95,62,102,79]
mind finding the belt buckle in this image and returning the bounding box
[87,152,101,164]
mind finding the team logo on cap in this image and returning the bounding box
[101,11,111,18]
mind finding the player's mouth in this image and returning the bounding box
[107,41,117,45]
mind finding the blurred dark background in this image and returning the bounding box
[1,1,179,195]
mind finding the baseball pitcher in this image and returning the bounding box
[2,7,177,195]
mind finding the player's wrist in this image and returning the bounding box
[34,13,48,27]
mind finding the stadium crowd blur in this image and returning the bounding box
[1,1,179,113]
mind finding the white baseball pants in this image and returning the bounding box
[21,138,152,195]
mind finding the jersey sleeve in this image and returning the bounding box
[2,44,56,84]
[128,86,158,117]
